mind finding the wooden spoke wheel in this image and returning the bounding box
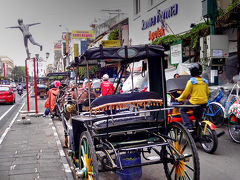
[79,131,99,180]
[164,122,200,180]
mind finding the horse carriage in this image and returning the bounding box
[61,45,200,179]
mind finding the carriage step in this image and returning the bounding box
[119,142,169,151]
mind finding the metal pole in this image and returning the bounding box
[25,59,30,112]
[33,58,38,114]
[86,58,91,114]
[37,58,39,84]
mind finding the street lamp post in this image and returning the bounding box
[25,57,38,113]
[35,54,39,84]
[59,25,71,67]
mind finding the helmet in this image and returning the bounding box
[102,74,109,81]
[189,63,202,77]
[54,81,60,88]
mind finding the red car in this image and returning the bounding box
[0,85,15,104]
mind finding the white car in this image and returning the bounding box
[10,82,17,91]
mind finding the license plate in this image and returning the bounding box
[0,99,5,101]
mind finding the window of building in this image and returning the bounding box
[149,0,154,6]
[134,0,141,15]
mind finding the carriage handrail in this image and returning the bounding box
[75,107,170,123]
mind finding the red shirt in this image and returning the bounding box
[100,81,115,96]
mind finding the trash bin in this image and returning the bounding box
[116,152,142,180]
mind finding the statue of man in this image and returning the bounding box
[7,18,42,58]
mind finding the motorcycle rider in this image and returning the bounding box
[176,63,209,130]
[100,74,115,96]
[17,83,23,95]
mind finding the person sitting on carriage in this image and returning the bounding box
[100,74,115,96]
[43,81,60,118]
[176,63,209,130]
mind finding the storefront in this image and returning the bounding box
[129,0,202,45]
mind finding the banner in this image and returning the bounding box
[101,40,121,48]
[81,40,87,54]
[72,30,94,39]
[74,44,79,58]
[54,42,62,51]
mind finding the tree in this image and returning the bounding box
[12,66,26,82]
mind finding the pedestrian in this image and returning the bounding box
[176,63,209,130]
[174,73,180,79]
[100,74,115,96]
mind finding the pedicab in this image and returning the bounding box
[67,45,200,180]
[167,76,220,153]
[226,75,240,143]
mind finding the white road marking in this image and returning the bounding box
[63,164,72,173]
[0,103,25,145]
[0,105,15,121]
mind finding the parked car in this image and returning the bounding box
[0,85,15,104]
[37,84,48,98]
[10,82,17,91]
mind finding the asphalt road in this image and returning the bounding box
[0,90,25,138]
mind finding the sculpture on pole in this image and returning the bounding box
[7,18,42,58]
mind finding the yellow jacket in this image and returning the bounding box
[177,77,209,105]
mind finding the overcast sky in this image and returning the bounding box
[0,0,131,68]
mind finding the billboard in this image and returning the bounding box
[102,40,121,48]
[72,30,94,39]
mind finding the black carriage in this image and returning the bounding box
[67,45,200,180]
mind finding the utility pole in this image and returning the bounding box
[208,0,218,35]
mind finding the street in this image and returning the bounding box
[0,92,240,180]
[53,112,240,180]
[0,91,25,139]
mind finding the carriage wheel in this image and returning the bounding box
[164,122,200,180]
[79,131,99,180]
[228,114,240,143]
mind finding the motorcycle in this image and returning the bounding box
[17,89,23,96]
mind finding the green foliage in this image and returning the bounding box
[12,66,26,82]
[226,0,240,12]
[108,29,119,40]
[153,22,209,49]
[78,66,99,79]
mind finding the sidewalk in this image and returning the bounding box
[0,95,74,180]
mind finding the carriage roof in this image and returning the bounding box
[76,44,165,64]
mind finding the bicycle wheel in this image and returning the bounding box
[79,131,99,180]
[200,125,218,154]
[228,114,240,143]
[205,102,225,127]
[164,122,200,180]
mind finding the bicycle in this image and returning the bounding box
[204,88,229,127]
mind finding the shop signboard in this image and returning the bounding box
[72,30,94,39]
[170,40,182,65]
[102,40,121,48]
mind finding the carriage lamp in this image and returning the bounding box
[66,104,75,113]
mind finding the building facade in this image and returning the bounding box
[0,56,14,79]
[129,0,202,45]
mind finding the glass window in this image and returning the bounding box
[149,0,154,6]
[0,87,10,91]
[134,0,141,15]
